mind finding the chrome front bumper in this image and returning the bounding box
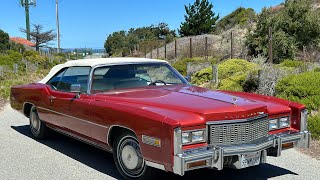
[173,130,310,176]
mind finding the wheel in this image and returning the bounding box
[29,106,48,139]
[113,132,152,179]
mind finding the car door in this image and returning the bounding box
[46,66,93,137]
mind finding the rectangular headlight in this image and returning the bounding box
[182,132,192,144]
[182,129,206,145]
[279,117,290,128]
[269,119,278,131]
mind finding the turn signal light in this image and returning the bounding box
[282,142,294,149]
[187,160,206,169]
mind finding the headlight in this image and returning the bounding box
[269,119,278,131]
[269,116,291,131]
[182,129,206,145]
[279,117,290,128]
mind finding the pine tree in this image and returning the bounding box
[179,0,219,36]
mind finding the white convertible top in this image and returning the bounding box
[39,57,168,84]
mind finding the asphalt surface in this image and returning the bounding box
[1,104,320,180]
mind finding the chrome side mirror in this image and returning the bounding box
[70,84,81,93]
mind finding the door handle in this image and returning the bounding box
[49,96,56,103]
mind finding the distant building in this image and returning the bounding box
[10,37,36,50]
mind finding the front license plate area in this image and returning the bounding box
[240,151,261,168]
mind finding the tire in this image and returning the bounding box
[29,106,48,139]
[113,132,152,179]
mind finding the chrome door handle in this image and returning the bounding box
[49,96,56,103]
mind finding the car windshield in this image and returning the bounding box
[91,63,187,93]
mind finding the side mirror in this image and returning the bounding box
[70,84,81,93]
[185,76,191,82]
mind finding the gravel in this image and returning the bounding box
[1,105,320,180]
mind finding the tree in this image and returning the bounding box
[20,24,56,51]
[0,29,10,52]
[104,22,176,57]
[246,0,320,63]
[179,0,219,36]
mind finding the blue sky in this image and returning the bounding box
[0,0,283,49]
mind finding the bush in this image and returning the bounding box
[172,57,217,76]
[191,67,213,85]
[191,59,259,92]
[279,59,304,68]
[308,113,320,139]
[276,71,320,111]
[218,59,258,79]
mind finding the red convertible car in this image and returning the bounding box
[11,58,310,179]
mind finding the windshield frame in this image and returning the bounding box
[87,62,189,94]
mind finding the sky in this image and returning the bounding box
[0,0,283,49]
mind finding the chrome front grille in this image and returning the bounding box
[209,117,269,145]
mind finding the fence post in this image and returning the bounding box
[268,27,273,64]
[205,36,208,60]
[13,64,18,74]
[174,39,177,59]
[212,65,218,85]
[164,43,167,59]
[150,49,153,59]
[189,38,193,58]
[0,66,3,77]
[230,31,234,59]
[157,47,159,59]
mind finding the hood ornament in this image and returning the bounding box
[232,97,237,105]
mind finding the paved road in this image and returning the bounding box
[1,105,320,180]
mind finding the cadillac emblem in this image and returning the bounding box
[232,97,237,105]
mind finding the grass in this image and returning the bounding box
[0,70,49,100]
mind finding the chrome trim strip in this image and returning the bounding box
[145,160,166,171]
[106,125,138,146]
[206,114,268,125]
[37,107,108,129]
[49,126,112,153]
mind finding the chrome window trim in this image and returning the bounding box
[206,114,268,125]
[86,62,188,94]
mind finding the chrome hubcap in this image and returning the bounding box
[121,145,139,170]
[30,110,40,134]
[118,137,145,177]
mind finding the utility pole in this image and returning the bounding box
[20,0,36,41]
[56,0,61,53]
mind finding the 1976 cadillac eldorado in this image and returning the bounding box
[11,58,310,179]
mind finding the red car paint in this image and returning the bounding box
[10,83,305,172]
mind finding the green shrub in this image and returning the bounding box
[192,59,259,92]
[219,79,244,92]
[279,59,304,68]
[218,59,258,79]
[276,71,320,111]
[191,67,212,85]
[172,57,217,76]
[308,113,320,139]
[314,67,320,72]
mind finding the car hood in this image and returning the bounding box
[93,85,286,125]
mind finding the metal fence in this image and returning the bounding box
[0,61,39,77]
